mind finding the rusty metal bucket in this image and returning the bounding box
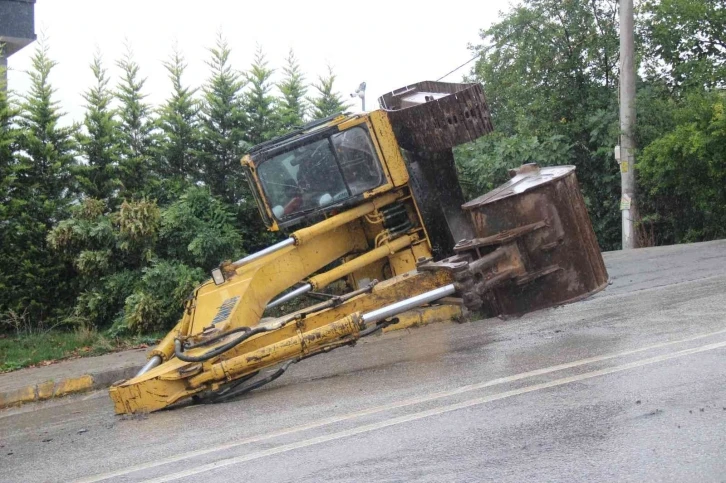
[459,164,609,316]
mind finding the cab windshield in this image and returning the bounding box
[257,127,383,221]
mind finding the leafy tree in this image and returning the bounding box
[76,53,122,207]
[122,260,204,334]
[455,133,572,199]
[115,44,155,199]
[642,0,726,91]
[48,187,245,333]
[638,91,726,244]
[308,65,350,120]
[244,46,279,145]
[48,198,158,328]
[199,34,249,204]
[1,40,78,323]
[278,50,307,130]
[157,186,244,270]
[462,0,622,249]
[154,46,201,199]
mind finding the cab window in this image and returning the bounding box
[257,127,383,221]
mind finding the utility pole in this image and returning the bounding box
[618,0,637,249]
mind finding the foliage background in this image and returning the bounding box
[457,0,726,250]
[2,0,725,335]
[1,37,350,335]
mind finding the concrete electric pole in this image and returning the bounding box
[618,0,637,249]
[0,0,36,93]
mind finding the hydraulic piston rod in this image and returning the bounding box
[135,355,162,377]
[232,238,295,267]
[266,284,312,309]
[265,234,416,309]
[362,284,456,324]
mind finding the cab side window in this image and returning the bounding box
[332,127,383,196]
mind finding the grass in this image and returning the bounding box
[0,328,162,373]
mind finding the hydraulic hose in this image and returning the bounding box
[174,326,269,363]
[183,326,252,350]
[359,317,400,338]
[211,360,295,403]
[207,344,336,403]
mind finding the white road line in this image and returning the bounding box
[146,339,726,482]
[74,328,726,483]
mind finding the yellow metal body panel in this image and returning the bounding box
[367,110,410,187]
[194,227,361,334]
[389,246,417,276]
[382,304,462,333]
[308,234,415,290]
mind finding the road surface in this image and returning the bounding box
[1,240,725,482]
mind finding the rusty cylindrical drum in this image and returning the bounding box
[461,164,608,316]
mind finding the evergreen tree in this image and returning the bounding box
[0,50,19,301]
[77,53,122,207]
[278,50,307,131]
[154,46,200,198]
[2,40,78,323]
[115,44,154,199]
[244,46,279,145]
[199,34,249,204]
[308,65,350,120]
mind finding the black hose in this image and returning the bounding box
[192,370,260,404]
[183,326,252,350]
[174,326,269,362]
[211,360,295,402]
[359,317,399,338]
[206,345,338,403]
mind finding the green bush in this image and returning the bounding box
[638,91,726,244]
[122,261,205,334]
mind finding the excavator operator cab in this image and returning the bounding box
[243,116,386,230]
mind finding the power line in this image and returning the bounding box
[436,53,481,81]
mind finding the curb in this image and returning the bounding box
[0,364,142,410]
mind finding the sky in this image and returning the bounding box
[6,0,504,123]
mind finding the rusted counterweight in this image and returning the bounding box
[420,164,608,317]
[378,81,493,152]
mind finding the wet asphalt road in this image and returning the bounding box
[1,240,726,482]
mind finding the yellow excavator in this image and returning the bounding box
[110,81,608,414]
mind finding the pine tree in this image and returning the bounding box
[77,52,122,207]
[0,50,17,210]
[115,44,154,199]
[244,46,279,145]
[308,65,350,120]
[199,34,249,204]
[155,46,201,198]
[278,50,307,131]
[3,39,78,322]
[0,51,19,302]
